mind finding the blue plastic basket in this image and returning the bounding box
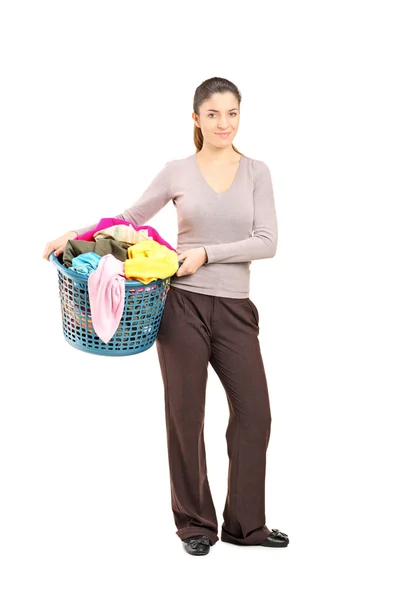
[50,251,171,356]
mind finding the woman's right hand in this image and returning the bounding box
[42,230,78,261]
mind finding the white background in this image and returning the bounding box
[1,0,399,598]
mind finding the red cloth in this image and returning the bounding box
[75,218,176,252]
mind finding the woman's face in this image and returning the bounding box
[193,92,240,149]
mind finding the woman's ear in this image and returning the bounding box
[192,112,200,128]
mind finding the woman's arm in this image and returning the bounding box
[203,160,278,263]
[72,160,173,237]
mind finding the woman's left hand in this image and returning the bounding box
[176,247,207,277]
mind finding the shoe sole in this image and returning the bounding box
[183,548,210,556]
[221,539,289,548]
[260,542,289,548]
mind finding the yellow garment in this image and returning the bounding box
[124,240,179,284]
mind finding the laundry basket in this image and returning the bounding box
[50,251,171,356]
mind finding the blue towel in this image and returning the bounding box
[69,252,102,275]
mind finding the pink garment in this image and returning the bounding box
[75,218,176,252]
[88,254,125,344]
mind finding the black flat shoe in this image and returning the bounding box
[182,535,211,556]
[259,528,289,548]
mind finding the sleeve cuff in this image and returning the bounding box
[202,244,221,264]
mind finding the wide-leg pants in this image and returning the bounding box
[155,285,273,545]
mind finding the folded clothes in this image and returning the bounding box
[124,240,179,284]
[63,239,132,268]
[94,224,151,245]
[88,254,126,344]
[74,218,176,252]
[70,252,102,274]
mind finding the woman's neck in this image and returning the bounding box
[197,143,238,163]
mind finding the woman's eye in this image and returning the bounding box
[207,113,237,118]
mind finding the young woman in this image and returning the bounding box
[43,76,289,556]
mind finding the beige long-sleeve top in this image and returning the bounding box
[73,152,278,298]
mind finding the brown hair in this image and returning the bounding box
[193,77,243,155]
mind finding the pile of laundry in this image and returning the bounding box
[59,217,179,344]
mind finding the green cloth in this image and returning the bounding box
[62,239,132,268]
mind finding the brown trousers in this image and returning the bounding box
[155,285,273,545]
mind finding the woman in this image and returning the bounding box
[43,76,289,556]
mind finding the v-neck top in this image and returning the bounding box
[194,152,244,196]
[73,152,278,298]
